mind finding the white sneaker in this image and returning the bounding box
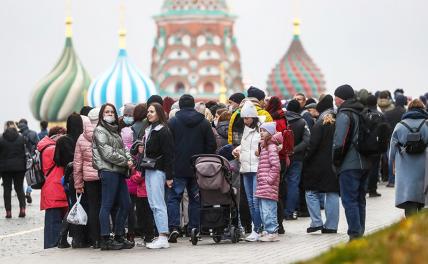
[146,237,170,249]
[259,233,279,242]
[245,231,259,242]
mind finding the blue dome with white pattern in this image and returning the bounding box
[87,49,157,108]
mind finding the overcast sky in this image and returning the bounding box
[1,0,427,129]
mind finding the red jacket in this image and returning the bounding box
[38,136,68,210]
[130,168,147,198]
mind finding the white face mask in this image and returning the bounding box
[214,119,219,127]
[103,116,115,124]
[228,105,234,113]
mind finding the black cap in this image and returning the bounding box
[247,86,266,101]
[147,95,164,106]
[316,94,333,113]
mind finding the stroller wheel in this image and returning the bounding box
[230,226,239,244]
[191,228,198,246]
[213,236,222,244]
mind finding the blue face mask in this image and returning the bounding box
[123,116,134,125]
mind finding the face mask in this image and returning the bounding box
[123,116,134,125]
[214,120,218,127]
[103,116,116,124]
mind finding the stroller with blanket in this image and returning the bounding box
[190,154,240,245]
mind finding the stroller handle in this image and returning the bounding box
[190,154,226,168]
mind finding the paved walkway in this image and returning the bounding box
[0,183,402,264]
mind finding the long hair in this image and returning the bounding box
[4,120,17,132]
[149,103,167,126]
[98,103,119,128]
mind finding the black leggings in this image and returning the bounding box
[136,197,155,242]
[2,172,26,211]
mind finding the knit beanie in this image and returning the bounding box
[179,94,195,109]
[147,95,164,106]
[260,122,277,135]
[247,86,266,101]
[229,93,245,105]
[395,95,407,107]
[316,95,333,113]
[88,108,100,124]
[286,99,301,113]
[334,84,355,100]
[240,101,258,118]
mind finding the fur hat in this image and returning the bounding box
[240,101,258,118]
[260,122,277,135]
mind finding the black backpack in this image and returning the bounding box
[348,109,391,156]
[398,120,427,155]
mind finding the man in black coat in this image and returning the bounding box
[167,94,216,242]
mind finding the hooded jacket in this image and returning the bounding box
[214,120,229,151]
[74,117,99,189]
[92,121,131,176]
[227,98,273,145]
[168,108,216,178]
[19,124,39,154]
[255,132,282,201]
[270,109,289,162]
[303,109,339,193]
[0,128,26,172]
[333,99,371,173]
[286,111,310,161]
[237,125,261,173]
[38,136,68,210]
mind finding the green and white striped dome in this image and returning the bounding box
[30,18,91,122]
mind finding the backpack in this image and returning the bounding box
[348,109,391,156]
[282,117,295,157]
[398,120,427,154]
[25,144,55,189]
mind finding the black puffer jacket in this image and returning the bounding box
[168,108,216,178]
[0,128,26,172]
[302,109,339,193]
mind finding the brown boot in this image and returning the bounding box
[5,210,11,218]
[18,208,26,218]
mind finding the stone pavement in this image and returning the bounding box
[0,183,402,264]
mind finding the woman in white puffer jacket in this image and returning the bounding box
[233,101,264,242]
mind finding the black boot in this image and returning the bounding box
[114,235,135,249]
[100,236,123,251]
[57,219,71,249]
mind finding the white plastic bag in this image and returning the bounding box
[67,194,88,225]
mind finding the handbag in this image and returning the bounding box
[139,156,162,169]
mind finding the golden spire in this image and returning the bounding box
[118,0,127,49]
[65,0,72,37]
[293,18,301,36]
[219,62,227,104]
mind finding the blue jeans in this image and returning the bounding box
[305,191,339,230]
[145,169,169,234]
[284,160,303,216]
[44,208,65,249]
[99,170,130,237]
[167,177,200,231]
[242,172,262,232]
[259,198,278,234]
[339,169,369,238]
[388,157,395,184]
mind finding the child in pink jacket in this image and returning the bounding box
[256,122,282,242]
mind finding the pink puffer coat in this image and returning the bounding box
[74,116,99,189]
[255,133,282,201]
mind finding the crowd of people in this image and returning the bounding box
[1,85,428,251]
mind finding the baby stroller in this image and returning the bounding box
[190,154,240,245]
